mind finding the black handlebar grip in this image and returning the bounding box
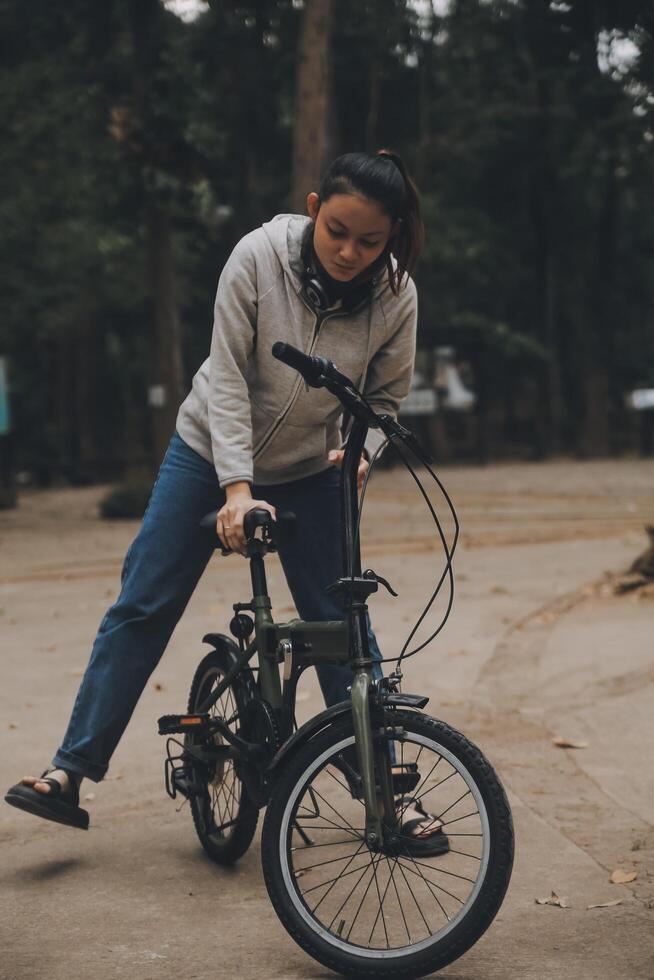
[199,510,231,554]
[272,341,323,384]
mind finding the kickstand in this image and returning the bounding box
[293,820,314,846]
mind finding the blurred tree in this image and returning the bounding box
[1,0,652,480]
[291,0,334,211]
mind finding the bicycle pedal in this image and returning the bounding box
[345,763,420,799]
[158,713,212,736]
[392,763,420,794]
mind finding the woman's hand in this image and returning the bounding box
[327,449,370,491]
[217,483,276,555]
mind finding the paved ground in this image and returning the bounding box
[1,458,653,979]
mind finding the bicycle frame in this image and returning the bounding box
[187,414,392,844]
[164,356,432,846]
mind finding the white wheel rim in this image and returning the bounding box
[278,732,491,959]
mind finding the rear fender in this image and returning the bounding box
[201,632,258,702]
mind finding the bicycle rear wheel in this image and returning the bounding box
[261,710,513,978]
[186,648,259,865]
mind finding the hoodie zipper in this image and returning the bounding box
[252,307,339,461]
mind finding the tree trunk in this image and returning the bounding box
[291,0,334,212]
[365,49,381,152]
[576,151,618,457]
[129,0,186,470]
[146,204,185,467]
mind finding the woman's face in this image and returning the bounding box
[307,191,394,282]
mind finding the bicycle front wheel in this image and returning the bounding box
[261,710,513,979]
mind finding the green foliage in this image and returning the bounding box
[1,0,653,474]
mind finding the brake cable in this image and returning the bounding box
[351,395,460,667]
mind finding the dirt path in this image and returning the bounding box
[1,458,653,979]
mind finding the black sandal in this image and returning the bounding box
[4,768,89,830]
[396,795,450,857]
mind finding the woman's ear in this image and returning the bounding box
[306,192,320,220]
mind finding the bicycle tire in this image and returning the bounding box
[186,649,259,865]
[261,710,513,978]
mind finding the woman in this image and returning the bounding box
[6,149,445,848]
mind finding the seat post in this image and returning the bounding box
[248,541,282,707]
[249,551,268,598]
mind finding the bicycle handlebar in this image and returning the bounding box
[272,342,354,393]
[272,341,433,466]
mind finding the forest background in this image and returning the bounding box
[1,0,653,492]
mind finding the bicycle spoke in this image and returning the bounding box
[439,810,480,829]
[398,858,465,906]
[367,852,394,948]
[304,856,375,900]
[308,785,364,839]
[296,805,363,838]
[399,854,477,885]
[411,767,457,809]
[294,822,363,836]
[398,852,451,923]
[296,849,367,875]
[327,855,378,933]
[308,842,369,912]
[396,857,434,936]
[215,773,237,820]
[433,788,472,824]
[344,854,383,942]
[324,764,365,802]
[386,855,412,944]
[446,847,482,861]
[397,753,444,824]
[292,837,363,851]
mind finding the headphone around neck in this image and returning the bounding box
[301,232,383,314]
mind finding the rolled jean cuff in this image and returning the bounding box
[51,747,108,784]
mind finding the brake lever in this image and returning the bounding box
[363,568,398,597]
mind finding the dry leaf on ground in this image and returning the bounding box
[153,682,165,691]
[535,891,570,908]
[610,869,637,884]
[587,899,623,909]
[553,736,589,749]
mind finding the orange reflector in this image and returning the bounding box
[180,716,204,725]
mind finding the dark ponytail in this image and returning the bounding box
[317,149,424,295]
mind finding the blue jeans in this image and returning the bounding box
[53,432,385,782]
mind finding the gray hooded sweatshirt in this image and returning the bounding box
[176,213,417,488]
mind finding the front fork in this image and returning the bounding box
[350,670,396,849]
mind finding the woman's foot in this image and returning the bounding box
[395,794,450,856]
[5,767,90,830]
[20,769,79,795]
